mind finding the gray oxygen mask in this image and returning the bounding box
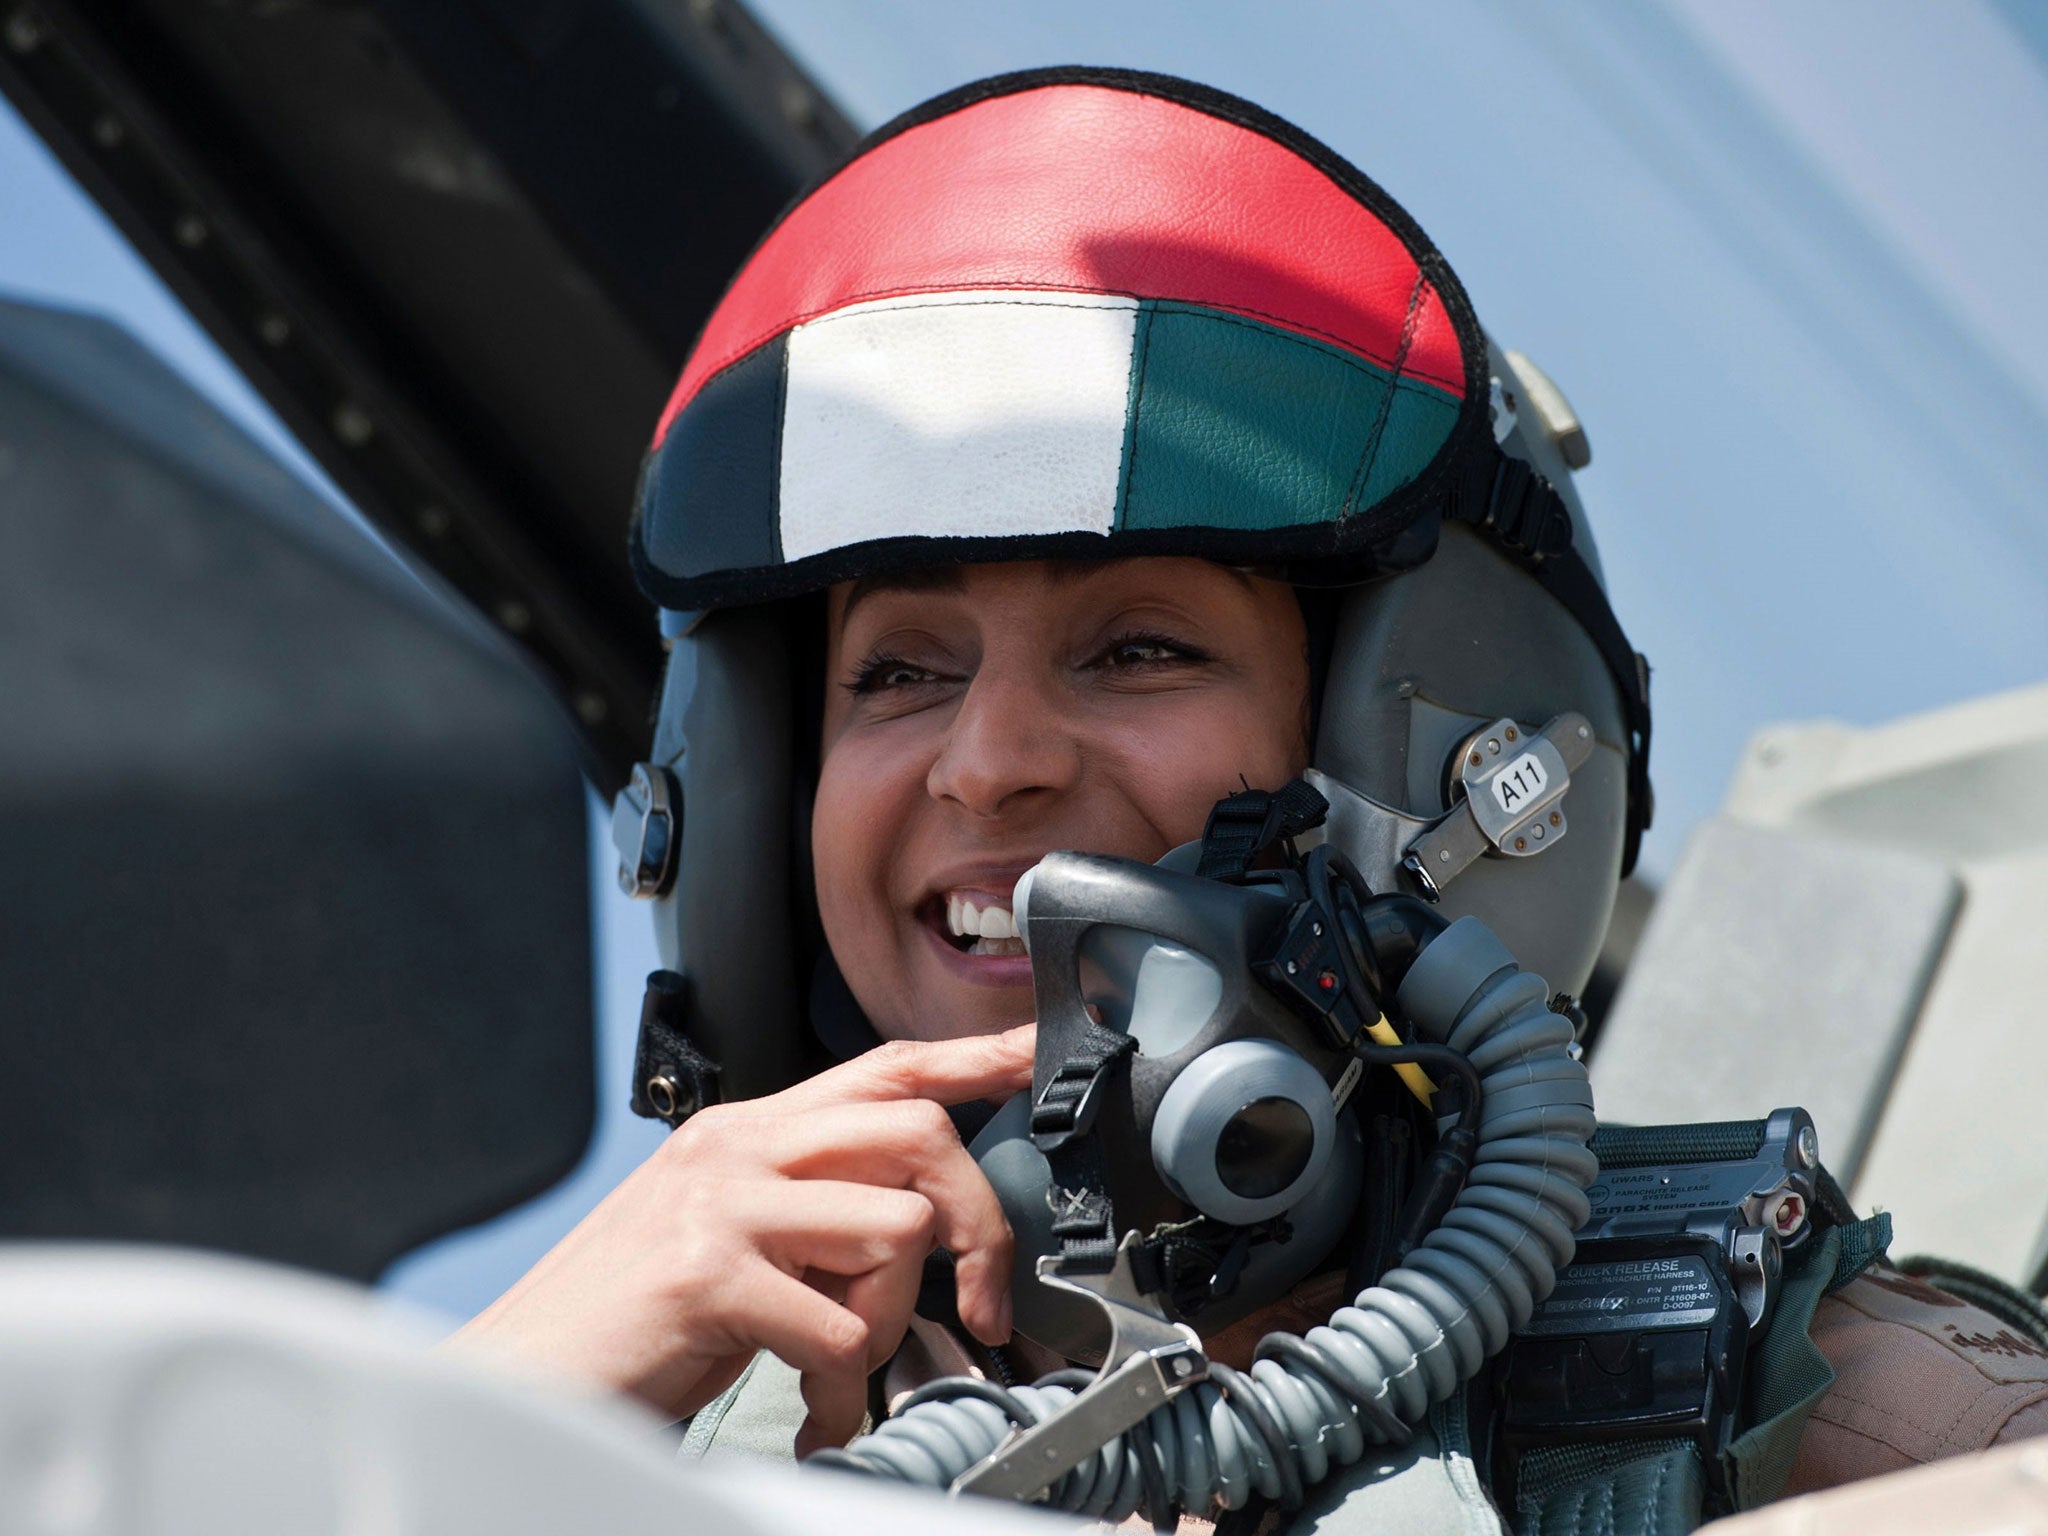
[968,847,1365,1362]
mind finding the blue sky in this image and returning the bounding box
[5,0,2044,1320]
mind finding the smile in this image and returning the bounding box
[943,892,1026,957]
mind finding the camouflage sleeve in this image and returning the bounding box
[1784,1262,2048,1496]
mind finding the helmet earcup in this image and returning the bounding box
[1314,522,1628,996]
[646,607,808,1105]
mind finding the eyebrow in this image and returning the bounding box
[837,557,1262,626]
[839,565,967,626]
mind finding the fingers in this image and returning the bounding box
[454,1025,1040,1440]
[730,1179,939,1278]
[736,1266,874,1384]
[632,1024,1035,1429]
[768,1100,1015,1345]
[716,1187,930,1454]
[783,1024,1036,1111]
[796,1239,927,1453]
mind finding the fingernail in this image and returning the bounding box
[997,1290,1015,1343]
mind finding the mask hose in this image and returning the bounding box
[810,916,1596,1523]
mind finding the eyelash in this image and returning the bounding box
[1096,628,1213,672]
[845,656,943,695]
[843,629,1212,695]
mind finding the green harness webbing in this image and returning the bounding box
[1510,1120,1893,1536]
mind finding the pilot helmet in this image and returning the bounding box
[614,67,1652,1111]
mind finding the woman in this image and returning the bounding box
[461,555,1313,1456]
[454,69,2048,1526]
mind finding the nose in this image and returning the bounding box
[926,667,1082,818]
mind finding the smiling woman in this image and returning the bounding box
[815,559,1309,1042]
[443,66,2048,1536]
[448,62,1644,1493]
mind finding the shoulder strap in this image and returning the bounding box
[1514,1441,1703,1536]
[1721,1213,1890,1509]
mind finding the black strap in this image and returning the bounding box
[1588,1118,1767,1169]
[1030,1019,1137,1273]
[1046,1135,1123,1272]
[1445,443,1655,877]
[1029,1018,1135,1148]
[1196,778,1329,882]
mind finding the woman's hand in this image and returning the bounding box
[446,1024,1034,1453]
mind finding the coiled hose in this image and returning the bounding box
[815,916,1597,1522]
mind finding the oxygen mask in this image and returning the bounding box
[816,778,1599,1523]
[968,781,1469,1359]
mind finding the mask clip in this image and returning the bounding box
[952,1232,1209,1503]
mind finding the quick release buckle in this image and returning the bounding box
[1495,1108,1820,1510]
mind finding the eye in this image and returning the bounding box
[846,655,943,694]
[1093,629,1212,671]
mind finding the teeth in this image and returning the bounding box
[969,936,1027,957]
[946,892,1017,941]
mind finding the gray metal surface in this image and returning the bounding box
[0,0,859,786]
[1590,818,1959,1185]
[1,296,595,1279]
[0,1245,1059,1536]
[1731,688,2048,1285]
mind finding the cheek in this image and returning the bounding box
[1103,684,1311,847]
[812,745,888,926]
[811,728,926,991]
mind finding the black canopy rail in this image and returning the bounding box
[0,1,857,789]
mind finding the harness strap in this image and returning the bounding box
[1030,1022,1138,1274]
[1510,1119,1895,1536]
[1515,1441,1703,1536]
[1587,1118,1765,1167]
[1197,779,1330,883]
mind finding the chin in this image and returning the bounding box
[895,986,1033,1044]
[914,1007,1028,1043]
